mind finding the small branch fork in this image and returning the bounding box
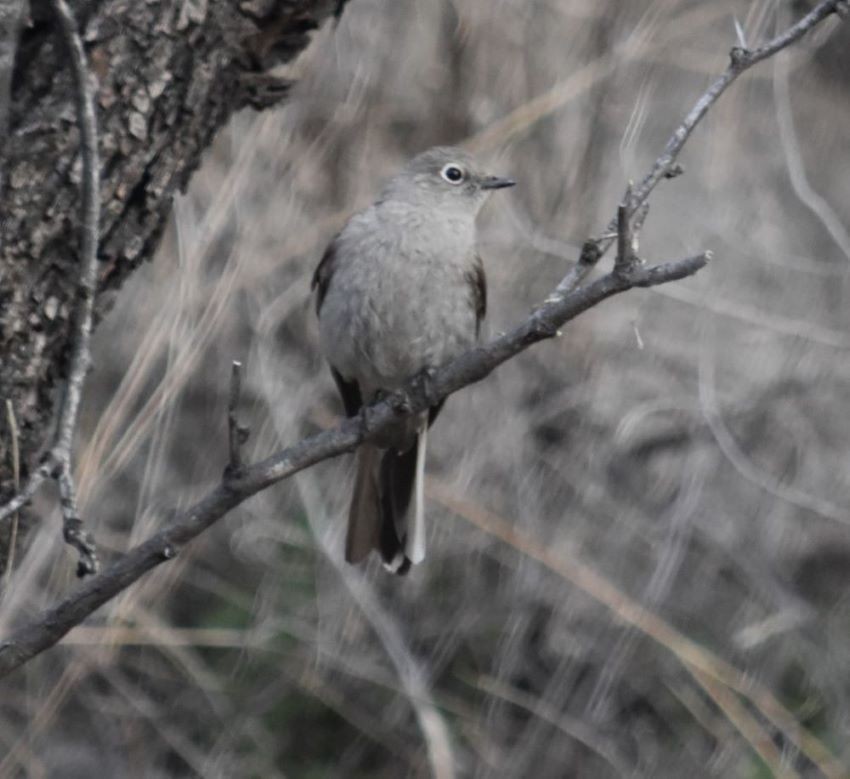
[552,0,848,297]
[614,183,639,276]
[0,0,844,695]
[225,361,250,480]
[0,0,100,576]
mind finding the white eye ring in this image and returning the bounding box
[440,163,465,184]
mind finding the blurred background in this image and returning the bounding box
[2,0,849,775]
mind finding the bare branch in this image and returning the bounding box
[51,0,100,463]
[226,360,249,478]
[0,0,101,575]
[58,470,99,578]
[614,183,637,276]
[553,0,847,291]
[631,201,650,247]
[0,0,843,678]
[629,0,843,215]
[0,251,709,677]
[2,400,20,592]
[0,460,51,525]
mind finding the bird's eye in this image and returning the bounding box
[440,164,465,184]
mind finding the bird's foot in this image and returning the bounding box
[411,365,439,407]
[372,387,412,416]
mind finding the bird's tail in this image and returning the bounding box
[345,424,427,574]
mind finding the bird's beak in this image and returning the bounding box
[480,175,516,190]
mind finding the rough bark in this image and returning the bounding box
[0,0,345,572]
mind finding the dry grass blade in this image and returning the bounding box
[773,41,850,264]
[473,673,633,776]
[3,400,20,591]
[466,3,731,154]
[427,480,848,779]
[689,664,797,778]
[698,336,850,526]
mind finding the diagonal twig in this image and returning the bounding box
[225,360,250,479]
[0,0,100,576]
[613,182,640,276]
[552,0,847,297]
[2,400,20,593]
[0,251,708,677]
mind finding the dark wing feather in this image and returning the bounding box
[467,252,487,336]
[313,240,364,417]
[427,252,485,430]
[331,367,362,417]
[312,240,337,316]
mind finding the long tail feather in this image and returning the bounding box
[346,421,428,573]
[378,438,416,574]
[346,444,381,563]
[406,424,427,565]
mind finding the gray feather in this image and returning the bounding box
[315,146,513,570]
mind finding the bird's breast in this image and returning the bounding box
[319,209,478,396]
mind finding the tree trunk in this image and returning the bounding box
[0,0,344,572]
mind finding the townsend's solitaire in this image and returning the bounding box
[313,146,514,574]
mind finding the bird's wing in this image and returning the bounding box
[425,250,485,430]
[311,239,338,316]
[313,240,364,416]
[331,367,362,418]
[466,251,487,337]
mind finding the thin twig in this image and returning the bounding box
[50,0,100,455]
[0,0,100,576]
[613,182,637,276]
[631,201,650,248]
[3,400,20,592]
[226,360,249,478]
[552,0,846,295]
[0,461,51,523]
[473,674,633,777]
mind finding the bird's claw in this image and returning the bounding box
[389,390,413,415]
[412,366,438,405]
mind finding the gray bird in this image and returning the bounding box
[312,146,514,574]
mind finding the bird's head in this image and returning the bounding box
[382,146,515,215]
